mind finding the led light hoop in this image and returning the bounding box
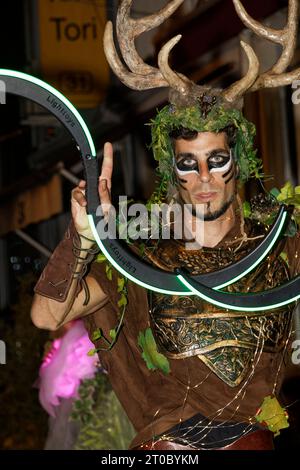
[88,206,288,295]
[1,68,294,300]
[194,206,288,289]
[178,271,300,311]
[0,68,99,215]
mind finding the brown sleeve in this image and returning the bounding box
[284,231,300,277]
[87,259,120,313]
[33,218,97,302]
[87,241,150,312]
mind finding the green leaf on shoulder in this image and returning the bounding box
[87,348,97,357]
[138,328,170,375]
[276,181,300,207]
[91,329,102,341]
[105,264,113,281]
[269,187,280,198]
[95,253,107,263]
[109,329,117,341]
[279,251,289,266]
[117,277,125,293]
[118,293,128,308]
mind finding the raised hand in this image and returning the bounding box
[71,142,114,240]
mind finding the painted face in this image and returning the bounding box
[174,131,237,221]
[175,148,233,176]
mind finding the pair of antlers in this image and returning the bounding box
[103,0,300,103]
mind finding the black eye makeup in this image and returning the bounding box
[176,156,198,172]
[207,153,230,171]
[175,150,232,174]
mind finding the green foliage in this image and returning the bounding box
[279,251,289,266]
[105,263,113,281]
[93,254,128,351]
[117,293,127,308]
[269,187,280,199]
[244,182,300,235]
[91,328,102,341]
[138,328,170,375]
[255,395,289,437]
[72,373,135,450]
[117,277,125,293]
[276,181,300,205]
[149,103,263,191]
[96,253,107,263]
[71,374,103,426]
[274,181,300,227]
[87,348,98,357]
[270,181,300,229]
[242,201,251,218]
[109,329,117,341]
[145,171,171,208]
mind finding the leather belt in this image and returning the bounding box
[133,429,274,451]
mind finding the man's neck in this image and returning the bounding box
[184,201,236,249]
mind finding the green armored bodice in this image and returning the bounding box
[145,220,294,387]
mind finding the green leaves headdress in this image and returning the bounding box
[148,102,263,204]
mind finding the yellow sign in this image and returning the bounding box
[38,0,109,108]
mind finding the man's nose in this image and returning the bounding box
[198,161,212,183]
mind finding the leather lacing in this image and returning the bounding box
[71,233,100,306]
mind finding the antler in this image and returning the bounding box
[222,41,260,102]
[225,0,300,100]
[104,0,300,103]
[103,0,192,91]
[158,35,195,96]
[117,0,183,76]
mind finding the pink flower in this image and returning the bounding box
[38,320,98,416]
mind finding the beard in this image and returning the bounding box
[189,193,235,221]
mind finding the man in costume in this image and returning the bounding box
[31,0,300,450]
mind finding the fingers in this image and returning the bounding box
[99,178,112,217]
[71,180,87,207]
[78,180,86,189]
[73,139,114,219]
[100,142,113,191]
[98,142,113,218]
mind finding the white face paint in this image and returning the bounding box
[210,149,233,174]
[175,149,233,177]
